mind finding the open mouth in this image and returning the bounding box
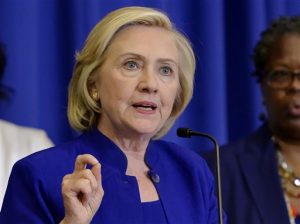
[287,102,300,118]
[132,102,158,111]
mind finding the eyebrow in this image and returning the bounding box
[119,52,178,66]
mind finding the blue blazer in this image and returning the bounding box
[202,123,290,224]
[0,128,224,224]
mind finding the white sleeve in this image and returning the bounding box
[26,129,54,153]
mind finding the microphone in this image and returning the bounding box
[177,127,223,224]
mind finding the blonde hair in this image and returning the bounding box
[68,6,196,138]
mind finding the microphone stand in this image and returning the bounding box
[177,128,223,224]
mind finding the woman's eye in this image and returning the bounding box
[124,61,139,70]
[160,66,173,75]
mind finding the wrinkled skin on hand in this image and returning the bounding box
[60,154,104,224]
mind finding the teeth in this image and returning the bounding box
[136,106,154,110]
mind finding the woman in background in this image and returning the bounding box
[203,16,300,224]
[0,43,53,207]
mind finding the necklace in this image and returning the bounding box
[277,150,300,189]
[273,136,300,224]
[272,137,300,198]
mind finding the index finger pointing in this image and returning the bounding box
[74,154,100,171]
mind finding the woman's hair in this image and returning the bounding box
[252,15,300,81]
[68,6,195,138]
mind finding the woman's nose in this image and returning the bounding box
[289,72,300,89]
[138,69,158,93]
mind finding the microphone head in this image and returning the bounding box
[177,127,192,138]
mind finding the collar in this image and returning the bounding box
[80,128,159,174]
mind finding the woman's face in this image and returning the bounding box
[95,25,180,139]
[262,35,300,140]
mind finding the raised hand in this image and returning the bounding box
[60,154,104,224]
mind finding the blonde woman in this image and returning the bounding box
[1,7,224,224]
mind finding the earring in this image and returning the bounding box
[92,91,99,101]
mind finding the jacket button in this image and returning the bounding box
[147,170,160,183]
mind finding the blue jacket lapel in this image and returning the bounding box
[237,130,290,224]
